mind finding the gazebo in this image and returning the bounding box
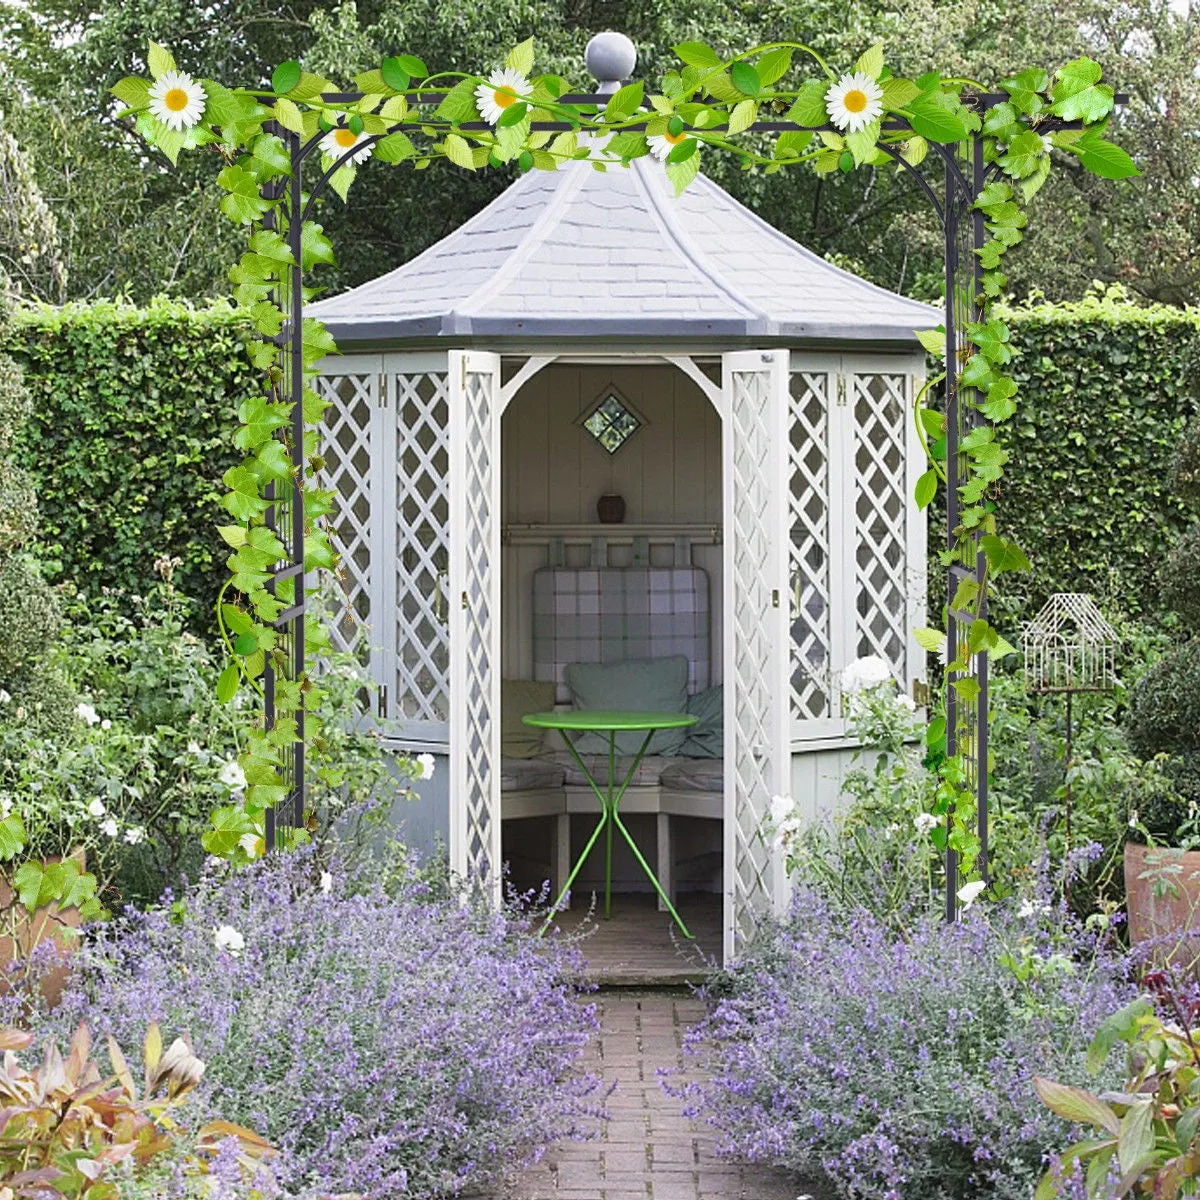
[309,40,936,957]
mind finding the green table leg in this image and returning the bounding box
[539,728,693,940]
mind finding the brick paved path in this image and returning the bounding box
[494,990,831,1200]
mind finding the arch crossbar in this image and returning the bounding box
[262,87,1110,916]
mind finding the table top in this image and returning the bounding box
[522,709,699,733]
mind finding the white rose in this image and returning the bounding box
[87,798,106,818]
[100,719,112,730]
[913,812,939,835]
[100,818,119,838]
[0,690,10,704]
[957,879,986,909]
[213,925,245,956]
[416,753,436,781]
[76,702,100,726]
[219,760,247,790]
[319,871,333,894]
[895,694,917,712]
[841,655,892,694]
[124,826,145,845]
[769,794,795,824]
[0,795,10,818]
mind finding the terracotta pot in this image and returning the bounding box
[1124,841,1200,956]
[0,849,86,1007]
[596,494,626,524]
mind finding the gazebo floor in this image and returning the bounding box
[544,892,722,985]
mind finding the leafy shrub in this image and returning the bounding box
[674,892,1134,1200]
[43,845,601,1200]
[0,1021,271,1200]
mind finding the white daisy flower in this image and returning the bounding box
[416,752,436,781]
[320,127,373,167]
[87,798,106,818]
[913,812,939,835]
[76,702,100,726]
[238,832,263,859]
[825,72,884,134]
[957,879,986,909]
[100,817,119,838]
[147,70,207,132]
[648,129,689,161]
[474,67,530,126]
[219,760,246,790]
[213,924,245,956]
[124,826,145,845]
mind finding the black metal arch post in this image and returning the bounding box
[257,82,1098,912]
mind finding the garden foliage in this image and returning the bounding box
[41,845,601,1200]
[677,891,1133,1200]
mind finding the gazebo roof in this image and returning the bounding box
[309,152,938,347]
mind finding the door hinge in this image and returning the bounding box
[378,684,388,717]
[461,590,469,610]
[771,588,780,608]
[836,375,847,407]
[379,373,388,408]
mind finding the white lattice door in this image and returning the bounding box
[722,351,791,960]
[449,350,502,903]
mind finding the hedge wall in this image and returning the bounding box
[980,292,1200,624]
[5,291,1198,633]
[8,299,253,625]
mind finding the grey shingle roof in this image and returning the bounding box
[308,153,939,346]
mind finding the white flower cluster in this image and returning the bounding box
[769,793,802,846]
[213,924,245,956]
[913,812,939,835]
[841,655,892,695]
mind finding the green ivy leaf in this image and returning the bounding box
[221,465,270,520]
[217,165,272,224]
[998,129,1044,179]
[980,534,1031,574]
[968,319,1013,365]
[1001,67,1048,116]
[0,813,25,861]
[202,806,256,856]
[1051,57,1114,123]
[299,222,335,272]
[980,378,1019,421]
[250,133,292,179]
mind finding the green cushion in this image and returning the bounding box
[680,684,723,757]
[501,679,557,758]
[565,656,689,755]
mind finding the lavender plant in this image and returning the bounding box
[38,845,601,1199]
[672,891,1134,1200]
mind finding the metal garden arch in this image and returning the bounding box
[254,33,1120,921]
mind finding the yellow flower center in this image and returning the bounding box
[665,129,686,145]
[493,87,518,108]
[334,128,359,147]
[163,88,190,112]
[843,88,868,114]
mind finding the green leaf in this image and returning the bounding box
[202,806,256,856]
[147,42,175,81]
[443,134,476,170]
[880,77,919,111]
[730,61,761,97]
[775,130,812,158]
[915,627,947,653]
[435,78,479,123]
[221,465,270,520]
[980,378,1019,421]
[787,79,827,126]
[980,534,1031,574]
[606,131,649,160]
[1051,57,1114,123]
[968,318,1013,365]
[497,100,529,127]
[665,149,701,196]
[667,137,698,164]
[271,61,301,94]
[0,813,25,861]
[914,469,938,509]
[217,525,248,549]
[998,129,1044,179]
[1117,1101,1154,1173]
[855,43,885,80]
[506,38,535,77]
[605,81,644,120]
[111,76,151,110]
[217,164,272,224]
[845,120,880,166]
[13,862,46,912]
[1073,134,1139,180]
[674,42,722,69]
[373,131,416,165]
[298,222,334,272]
[960,355,995,391]
[728,99,757,135]
[250,132,291,178]
[396,54,428,79]
[757,48,792,87]
[216,662,240,704]
[916,327,946,357]
[272,97,306,135]
[906,89,970,143]
[254,440,292,480]
[380,57,410,92]
[328,165,355,203]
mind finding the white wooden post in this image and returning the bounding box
[722,350,791,961]
[449,350,503,903]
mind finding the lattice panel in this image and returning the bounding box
[853,373,908,679]
[788,371,831,721]
[459,366,499,889]
[317,373,375,664]
[729,367,777,951]
[395,372,450,723]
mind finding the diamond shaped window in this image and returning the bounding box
[583,390,642,454]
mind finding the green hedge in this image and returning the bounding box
[981,292,1200,624]
[5,292,1198,633]
[8,298,253,624]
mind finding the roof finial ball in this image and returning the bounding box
[585,31,637,95]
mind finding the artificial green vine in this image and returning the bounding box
[110,36,1135,879]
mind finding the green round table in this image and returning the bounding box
[523,709,698,938]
